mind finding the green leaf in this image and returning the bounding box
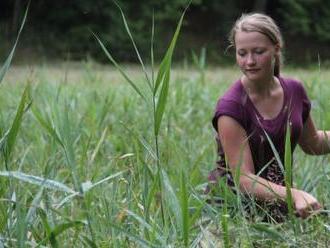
[251,223,285,241]
[81,235,98,248]
[284,122,294,217]
[120,121,157,161]
[81,170,126,193]
[150,12,155,88]
[154,69,170,136]
[37,208,55,247]
[125,209,165,244]
[93,33,147,102]
[113,1,152,90]
[31,107,64,148]
[0,171,77,194]
[153,7,188,136]
[180,170,189,247]
[25,188,44,224]
[107,221,157,248]
[88,127,108,166]
[0,2,29,84]
[1,84,32,165]
[51,220,85,238]
[154,8,187,95]
[161,169,181,228]
[262,130,285,173]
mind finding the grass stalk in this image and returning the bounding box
[180,170,189,247]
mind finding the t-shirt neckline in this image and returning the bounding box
[239,76,287,122]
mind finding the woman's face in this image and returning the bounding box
[235,30,279,83]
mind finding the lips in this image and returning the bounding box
[245,69,260,73]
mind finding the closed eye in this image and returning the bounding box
[255,49,265,55]
[237,50,246,57]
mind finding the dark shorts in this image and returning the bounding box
[205,162,289,223]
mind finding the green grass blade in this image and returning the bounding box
[219,179,230,248]
[31,107,64,148]
[2,84,32,164]
[81,170,127,193]
[51,220,85,238]
[251,223,286,241]
[93,33,147,102]
[161,169,181,228]
[153,6,188,136]
[262,129,285,173]
[59,103,80,193]
[108,222,158,248]
[113,1,152,90]
[154,7,187,95]
[180,170,189,247]
[0,2,29,84]
[125,210,164,244]
[0,171,77,194]
[284,122,294,217]
[88,127,108,166]
[151,11,155,89]
[146,173,160,216]
[120,121,158,161]
[81,235,98,248]
[16,199,28,248]
[37,208,55,247]
[200,47,206,69]
[154,58,169,97]
[154,69,170,136]
[25,188,44,224]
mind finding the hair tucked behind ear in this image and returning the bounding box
[229,13,284,77]
[274,55,280,77]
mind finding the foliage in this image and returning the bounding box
[2,0,330,62]
[1,63,330,247]
[279,0,330,41]
[1,4,330,246]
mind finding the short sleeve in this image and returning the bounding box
[212,98,245,132]
[299,83,311,124]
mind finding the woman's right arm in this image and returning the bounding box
[217,115,321,218]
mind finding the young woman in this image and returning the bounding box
[207,13,330,221]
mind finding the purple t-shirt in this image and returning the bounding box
[212,77,311,174]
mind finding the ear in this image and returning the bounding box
[274,43,280,55]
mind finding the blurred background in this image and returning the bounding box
[1,0,330,66]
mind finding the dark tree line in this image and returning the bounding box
[1,0,330,63]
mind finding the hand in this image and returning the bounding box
[291,189,322,219]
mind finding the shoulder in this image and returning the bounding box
[215,79,247,109]
[280,76,306,90]
[221,79,245,102]
[279,76,309,97]
[214,79,247,116]
[212,79,247,131]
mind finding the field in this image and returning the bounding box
[0,62,330,247]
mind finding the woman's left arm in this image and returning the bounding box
[299,115,330,155]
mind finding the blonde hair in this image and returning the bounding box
[229,13,284,77]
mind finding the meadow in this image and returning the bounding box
[0,61,330,247]
[1,5,330,247]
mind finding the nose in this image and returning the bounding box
[246,53,256,65]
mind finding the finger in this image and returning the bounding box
[313,202,322,210]
[309,202,321,211]
[295,209,308,219]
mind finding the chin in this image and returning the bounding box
[245,73,262,82]
[244,71,270,82]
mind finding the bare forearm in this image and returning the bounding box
[239,173,293,201]
[316,130,330,154]
[238,173,322,218]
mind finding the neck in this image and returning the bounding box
[242,75,278,96]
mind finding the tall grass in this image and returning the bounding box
[1,3,330,247]
[94,2,191,245]
[1,63,330,247]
